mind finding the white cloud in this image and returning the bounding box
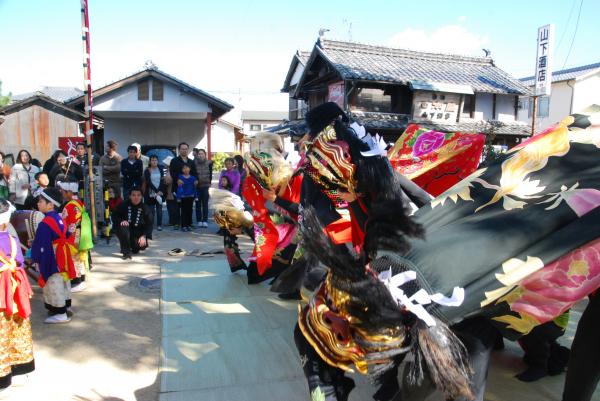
[388,25,489,57]
[458,16,467,23]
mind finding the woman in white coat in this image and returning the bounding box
[9,149,40,210]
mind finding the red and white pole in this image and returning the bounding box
[80,0,97,237]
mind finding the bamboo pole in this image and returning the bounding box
[80,0,97,238]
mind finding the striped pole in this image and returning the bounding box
[80,0,97,238]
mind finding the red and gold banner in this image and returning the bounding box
[388,124,485,196]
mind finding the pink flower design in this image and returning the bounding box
[509,239,600,323]
[413,131,446,157]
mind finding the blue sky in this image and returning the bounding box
[0,0,597,111]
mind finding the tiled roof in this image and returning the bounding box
[281,50,312,92]
[416,118,530,137]
[12,86,83,103]
[268,113,529,138]
[266,119,308,137]
[520,61,600,87]
[297,51,311,65]
[350,111,410,131]
[351,112,529,136]
[310,39,529,95]
[0,93,85,120]
[67,65,233,119]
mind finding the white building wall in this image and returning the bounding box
[573,74,600,113]
[94,79,210,114]
[495,94,516,122]
[104,118,205,153]
[518,81,575,131]
[290,65,304,87]
[474,93,494,120]
[242,119,284,134]
[210,121,237,153]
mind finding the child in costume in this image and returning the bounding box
[31,187,77,324]
[57,180,93,293]
[0,199,35,389]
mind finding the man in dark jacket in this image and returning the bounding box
[169,142,197,228]
[121,145,143,198]
[112,187,153,259]
[75,142,99,169]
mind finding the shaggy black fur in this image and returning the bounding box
[305,102,349,137]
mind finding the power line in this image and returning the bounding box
[562,0,584,70]
[555,0,577,52]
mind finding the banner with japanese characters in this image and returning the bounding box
[534,24,554,96]
[58,136,80,158]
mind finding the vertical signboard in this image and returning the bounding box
[328,81,345,108]
[534,24,554,96]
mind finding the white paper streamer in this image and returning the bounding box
[378,268,465,327]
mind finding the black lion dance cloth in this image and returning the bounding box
[295,110,600,401]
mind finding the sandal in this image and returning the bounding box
[168,248,185,256]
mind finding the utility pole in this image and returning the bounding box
[531,96,538,135]
[80,0,97,238]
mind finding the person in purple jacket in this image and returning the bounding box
[218,158,240,194]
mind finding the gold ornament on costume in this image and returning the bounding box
[244,132,293,191]
[301,125,357,206]
[298,273,407,374]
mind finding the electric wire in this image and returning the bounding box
[561,0,584,70]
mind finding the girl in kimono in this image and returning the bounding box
[32,187,77,324]
[0,199,35,389]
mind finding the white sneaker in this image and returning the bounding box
[202,222,208,228]
[71,281,87,293]
[44,313,71,324]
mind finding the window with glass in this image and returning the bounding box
[152,80,164,101]
[528,96,550,118]
[137,80,149,101]
[462,94,475,117]
[351,87,391,112]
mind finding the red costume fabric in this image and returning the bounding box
[0,235,32,319]
[388,124,485,196]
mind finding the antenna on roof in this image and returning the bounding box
[318,28,330,39]
[342,19,353,42]
[482,48,492,57]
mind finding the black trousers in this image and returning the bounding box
[450,317,501,401]
[179,197,194,228]
[562,295,600,401]
[518,320,567,371]
[117,226,147,256]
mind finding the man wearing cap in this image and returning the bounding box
[131,142,149,170]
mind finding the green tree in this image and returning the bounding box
[0,81,12,107]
